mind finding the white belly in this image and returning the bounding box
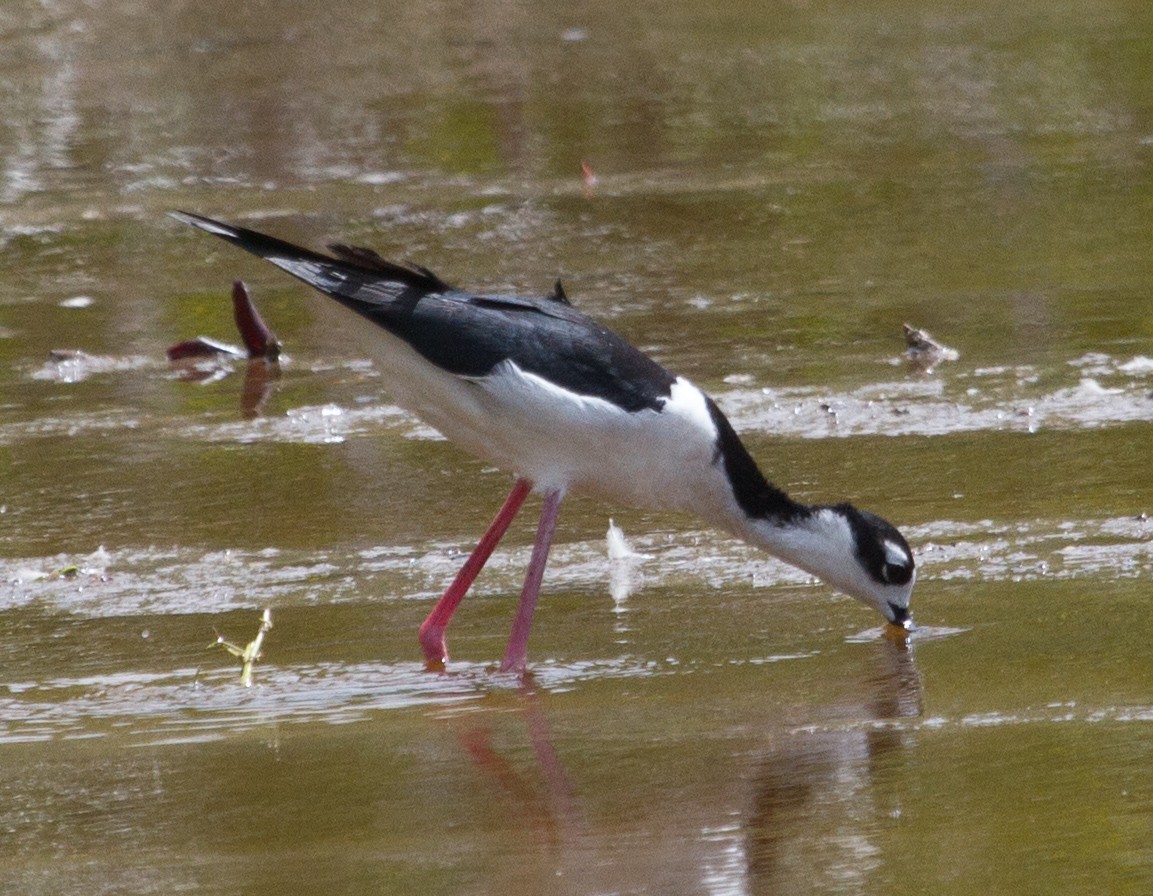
[364,331,735,520]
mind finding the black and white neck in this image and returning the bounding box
[702,398,915,626]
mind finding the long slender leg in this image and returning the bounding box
[500,488,564,674]
[419,478,532,667]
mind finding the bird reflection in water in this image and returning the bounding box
[451,683,580,859]
[746,634,923,892]
[446,634,921,892]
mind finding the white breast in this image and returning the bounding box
[364,331,736,519]
[472,367,733,511]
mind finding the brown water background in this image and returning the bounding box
[2,1,1152,893]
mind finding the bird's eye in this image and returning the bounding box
[882,561,912,585]
[878,538,913,585]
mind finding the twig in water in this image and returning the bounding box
[210,608,273,687]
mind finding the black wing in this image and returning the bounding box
[172,212,676,413]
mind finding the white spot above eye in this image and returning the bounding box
[883,539,910,567]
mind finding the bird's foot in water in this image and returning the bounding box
[418,621,449,671]
[498,650,528,676]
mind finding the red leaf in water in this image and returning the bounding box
[581,161,598,197]
[232,280,281,360]
[166,337,243,361]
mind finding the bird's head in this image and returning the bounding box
[835,504,916,628]
[754,503,915,628]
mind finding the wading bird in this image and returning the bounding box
[174,212,915,673]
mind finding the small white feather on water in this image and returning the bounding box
[606,518,642,561]
[606,519,646,607]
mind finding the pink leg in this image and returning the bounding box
[419,478,532,667]
[500,488,564,674]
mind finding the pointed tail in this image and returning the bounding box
[170,211,451,305]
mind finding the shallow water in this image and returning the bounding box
[2,1,1153,893]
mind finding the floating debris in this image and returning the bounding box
[902,323,959,374]
[231,280,281,361]
[34,350,152,383]
[167,280,280,362]
[165,335,245,362]
[169,281,281,416]
[48,546,111,581]
[581,161,598,198]
[606,518,643,562]
[210,608,273,687]
[606,519,646,606]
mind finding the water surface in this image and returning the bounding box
[2,1,1152,893]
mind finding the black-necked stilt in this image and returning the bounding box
[173,211,916,672]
